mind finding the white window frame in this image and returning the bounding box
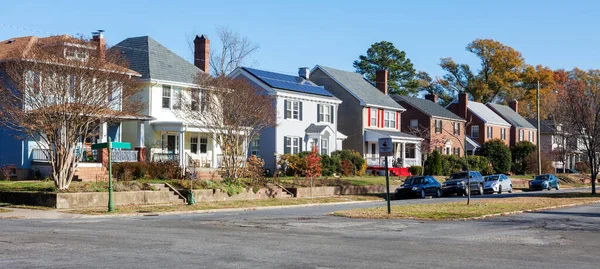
[251,138,260,157]
[285,100,300,120]
[528,131,533,142]
[190,136,198,154]
[199,136,208,154]
[410,119,418,129]
[319,104,331,123]
[370,108,377,126]
[284,136,301,154]
[162,85,171,109]
[519,129,524,141]
[500,128,506,140]
[487,126,493,139]
[321,138,328,155]
[384,110,396,129]
[472,125,479,138]
[435,119,442,134]
[453,122,460,135]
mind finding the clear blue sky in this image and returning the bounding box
[1,0,599,78]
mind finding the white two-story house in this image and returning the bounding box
[229,67,346,171]
[309,66,423,172]
[116,35,222,171]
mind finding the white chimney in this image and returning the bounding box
[298,67,310,80]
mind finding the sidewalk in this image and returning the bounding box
[0,208,88,219]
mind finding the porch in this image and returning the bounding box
[363,129,423,169]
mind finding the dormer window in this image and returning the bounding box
[64,48,89,61]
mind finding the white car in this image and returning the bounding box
[483,174,513,194]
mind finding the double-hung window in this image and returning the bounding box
[318,104,331,123]
[199,137,208,154]
[471,125,479,138]
[285,100,301,120]
[284,136,301,154]
[191,89,200,111]
[384,111,396,128]
[190,136,198,154]
[370,108,377,126]
[501,128,506,140]
[435,119,442,134]
[487,126,493,139]
[321,138,328,155]
[453,122,460,135]
[162,85,171,109]
[251,138,260,157]
[528,131,533,142]
[519,130,524,141]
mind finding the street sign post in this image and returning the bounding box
[378,138,393,214]
[91,139,131,212]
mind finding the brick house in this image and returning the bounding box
[487,100,536,148]
[392,94,466,156]
[447,93,511,154]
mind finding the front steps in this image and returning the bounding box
[73,166,108,182]
[148,183,187,204]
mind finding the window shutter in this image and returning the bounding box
[378,109,382,127]
[284,137,290,154]
[330,105,334,124]
[299,102,303,121]
[284,100,289,119]
[395,112,399,129]
[317,104,321,122]
[299,137,303,152]
[367,108,371,127]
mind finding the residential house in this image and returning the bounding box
[309,65,423,169]
[228,67,345,172]
[115,35,222,171]
[487,100,537,148]
[447,93,511,154]
[527,118,584,170]
[0,33,149,180]
[392,94,466,156]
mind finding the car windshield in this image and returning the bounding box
[484,176,499,182]
[448,172,468,180]
[404,177,424,185]
[535,175,549,181]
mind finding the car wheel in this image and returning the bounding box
[498,185,502,194]
[420,189,426,199]
[479,184,484,195]
[556,183,560,190]
[547,184,551,191]
[436,188,442,198]
[508,185,513,193]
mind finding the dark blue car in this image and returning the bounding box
[529,174,560,191]
[395,176,442,199]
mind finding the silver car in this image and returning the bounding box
[483,174,513,194]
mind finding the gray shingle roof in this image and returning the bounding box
[305,124,329,134]
[487,103,536,129]
[113,36,202,84]
[392,95,464,121]
[365,128,420,139]
[527,119,556,133]
[313,65,404,110]
[465,101,511,127]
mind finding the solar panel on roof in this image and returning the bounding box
[243,67,333,97]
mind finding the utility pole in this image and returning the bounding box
[537,81,542,175]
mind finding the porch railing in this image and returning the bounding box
[152,153,180,162]
[32,148,50,162]
[187,153,213,168]
[365,156,419,167]
[111,150,138,163]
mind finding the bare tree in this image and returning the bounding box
[210,26,259,77]
[174,75,276,182]
[0,35,143,189]
[557,68,600,194]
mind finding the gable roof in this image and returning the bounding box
[468,101,511,127]
[113,36,202,84]
[527,118,556,133]
[487,103,536,129]
[392,95,464,121]
[242,67,334,97]
[312,65,404,110]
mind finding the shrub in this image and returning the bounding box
[246,155,266,186]
[320,154,341,176]
[481,166,495,176]
[304,147,322,180]
[408,166,423,176]
[113,162,147,181]
[424,150,442,175]
[481,139,512,174]
[523,151,554,174]
[278,154,305,176]
[575,162,590,174]
[511,141,536,174]
[331,150,365,176]
[148,161,183,180]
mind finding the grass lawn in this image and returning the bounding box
[332,192,600,220]
[0,208,12,213]
[277,176,402,187]
[68,195,383,215]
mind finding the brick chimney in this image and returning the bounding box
[509,100,518,113]
[458,93,468,119]
[91,30,106,60]
[375,69,388,95]
[425,94,438,103]
[194,34,210,73]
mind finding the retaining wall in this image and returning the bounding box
[180,187,291,202]
[288,185,401,198]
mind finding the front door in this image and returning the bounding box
[167,135,177,154]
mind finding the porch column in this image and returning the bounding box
[211,136,217,168]
[179,131,185,170]
[100,121,108,143]
[135,121,146,163]
[401,142,406,167]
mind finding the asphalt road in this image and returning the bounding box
[1,189,599,268]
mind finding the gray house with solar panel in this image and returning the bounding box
[229,67,345,171]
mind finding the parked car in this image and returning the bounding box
[483,174,513,194]
[395,176,442,199]
[555,168,579,174]
[529,174,560,191]
[441,171,484,196]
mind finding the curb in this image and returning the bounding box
[63,199,382,219]
[463,200,600,221]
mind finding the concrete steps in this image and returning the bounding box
[148,183,186,204]
[73,166,108,182]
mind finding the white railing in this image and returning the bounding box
[152,153,179,162]
[111,150,138,162]
[365,156,419,168]
[187,153,213,168]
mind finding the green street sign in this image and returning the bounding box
[91,141,131,150]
